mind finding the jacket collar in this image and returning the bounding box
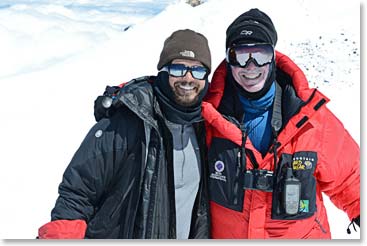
[117,77,162,130]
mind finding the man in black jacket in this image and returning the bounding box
[38,29,211,239]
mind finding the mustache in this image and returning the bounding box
[173,80,199,86]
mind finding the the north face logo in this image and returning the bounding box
[240,30,253,35]
[179,50,195,58]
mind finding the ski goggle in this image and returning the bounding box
[162,63,209,80]
[226,43,274,68]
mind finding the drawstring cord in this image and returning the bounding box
[347,221,356,234]
[346,218,359,234]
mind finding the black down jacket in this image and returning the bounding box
[51,77,210,238]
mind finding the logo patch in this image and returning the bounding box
[292,156,315,170]
[210,160,227,182]
[240,30,253,36]
[214,160,225,172]
[179,50,195,58]
[299,200,309,213]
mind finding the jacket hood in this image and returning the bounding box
[116,77,162,129]
[201,51,331,148]
[204,51,315,108]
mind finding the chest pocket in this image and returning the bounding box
[208,137,244,212]
[272,151,318,220]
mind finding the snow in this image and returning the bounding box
[0,0,361,240]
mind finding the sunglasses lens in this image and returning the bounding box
[251,49,273,65]
[167,64,208,80]
[227,44,274,67]
[191,66,208,80]
[169,64,188,77]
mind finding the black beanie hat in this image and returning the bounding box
[157,29,211,72]
[226,8,277,48]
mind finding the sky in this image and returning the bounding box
[0,0,362,240]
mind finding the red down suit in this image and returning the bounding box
[200,51,360,239]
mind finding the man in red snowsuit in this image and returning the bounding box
[201,8,360,238]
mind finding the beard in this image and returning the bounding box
[171,80,202,107]
[174,94,199,107]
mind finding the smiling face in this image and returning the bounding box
[231,61,270,93]
[168,59,206,107]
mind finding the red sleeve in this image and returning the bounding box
[315,107,360,220]
[38,219,87,239]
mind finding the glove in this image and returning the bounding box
[38,219,87,239]
[94,85,121,121]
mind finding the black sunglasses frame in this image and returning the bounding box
[163,63,209,80]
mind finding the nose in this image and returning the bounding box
[244,60,257,69]
[183,70,195,81]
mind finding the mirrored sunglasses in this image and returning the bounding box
[162,63,209,80]
[226,43,274,68]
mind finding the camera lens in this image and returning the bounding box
[256,176,268,190]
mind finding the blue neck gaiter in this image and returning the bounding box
[239,82,275,156]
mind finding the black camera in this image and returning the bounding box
[243,169,274,192]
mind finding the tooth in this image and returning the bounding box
[243,73,261,79]
[179,85,194,90]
